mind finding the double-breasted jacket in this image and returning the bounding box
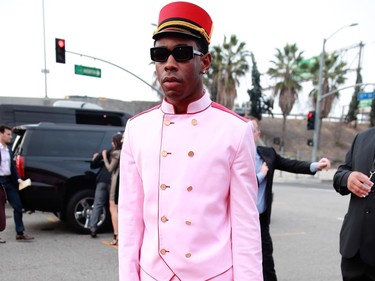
[118,93,262,281]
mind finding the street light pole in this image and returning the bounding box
[311,23,358,162]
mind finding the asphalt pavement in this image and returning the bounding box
[0,174,348,281]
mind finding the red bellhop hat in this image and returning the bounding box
[153,1,213,45]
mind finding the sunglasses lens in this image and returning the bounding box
[172,46,193,62]
[150,46,195,62]
[150,48,169,62]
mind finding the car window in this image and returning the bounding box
[26,130,105,157]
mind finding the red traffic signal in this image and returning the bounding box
[307,111,315,130]
[55,38,66,63]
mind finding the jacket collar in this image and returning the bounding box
[161,91,212,114]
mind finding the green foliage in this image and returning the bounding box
[370,99,375,127]
[345,67,363,126]
[206,35,250,109]
[247,53,273,120]
[307,51,349,118]
[267,43,305,117]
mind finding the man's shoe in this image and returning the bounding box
[16,233,34,241]
[90,231,97,238]
[0,237,5,243]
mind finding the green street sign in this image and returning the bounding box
[74,65,101,78]
[358,99,372,108]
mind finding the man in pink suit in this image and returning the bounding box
[118,2,262,280]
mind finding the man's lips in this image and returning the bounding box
[162,76,180,83]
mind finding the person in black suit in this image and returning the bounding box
[333,126,375,281]
[0,125,34,241]
[249,117,331,281]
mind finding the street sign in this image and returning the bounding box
[74,65,101,78]
[357,91,374,101]
[358,99,372,108]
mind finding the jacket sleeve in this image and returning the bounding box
[230,122,263,280]
[118,123,144,281]
[273,148,314,175]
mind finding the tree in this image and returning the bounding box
[346,42,364,127]
[206,35,250,110]
[345,67,363,127]
[308,52,349,119]
[247,53,273,120]
[370,98,375,127]
[248,53,262,120]
[267,43,305,149]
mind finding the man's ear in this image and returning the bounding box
[201,53,212,73]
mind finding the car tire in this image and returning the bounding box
[65,189,110,234]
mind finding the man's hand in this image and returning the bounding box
[92,152,98,160]
[260,162,269,177]
[317,157,331,170]
[347,171,373,198]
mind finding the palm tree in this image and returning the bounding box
[206,35,250,110]
[306,51,349,149]
[267,43,305,149]
[308,52,349,118]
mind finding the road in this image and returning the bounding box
[0,180,350,281]
[0,208,118,281]
[271,180,349,281]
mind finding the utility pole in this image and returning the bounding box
[41,0,49,100]
[312,23,358,162]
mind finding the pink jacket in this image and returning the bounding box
[118,93,262,281]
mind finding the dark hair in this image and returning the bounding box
[196,38,209,54]
[0,125,11,133]
[112,132,123,150]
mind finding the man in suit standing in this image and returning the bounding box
[333,126,375,280]
[0,125,34,241]
[249,117,331,281]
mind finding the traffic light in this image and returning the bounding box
[307,111,315,130]
[55,38,65,63]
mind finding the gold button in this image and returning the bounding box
[165,120,171,126]
[162,150,168,157]
[160,184,167,190]
[185,253,191,258]
[191,119,198,126]
[187,186,193,192]
[161,216,168,222]
[185,221,191,225]
[188,151,194,157]
[160,249,167,255]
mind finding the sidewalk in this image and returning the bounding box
[273,169,336,184]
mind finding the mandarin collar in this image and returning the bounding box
[161,92,212,114]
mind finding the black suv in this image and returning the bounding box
[12,122,125,234]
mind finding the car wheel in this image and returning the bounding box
[65,189,110,234]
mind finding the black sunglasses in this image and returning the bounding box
[150,46,204,62]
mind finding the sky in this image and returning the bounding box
[1,0,375,117]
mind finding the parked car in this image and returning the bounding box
[12,122,126,234]
[0,103,132,128]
